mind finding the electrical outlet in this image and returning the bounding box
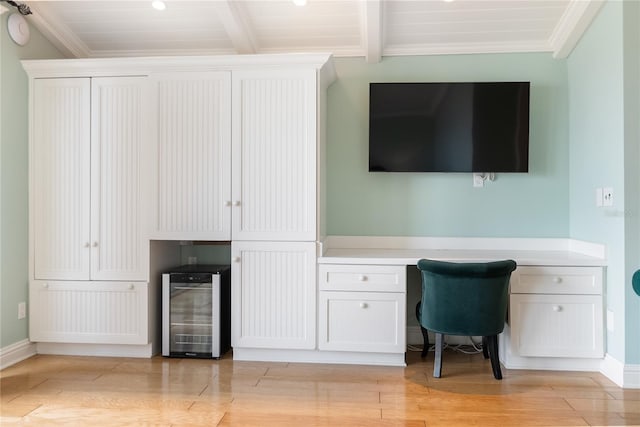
[18,302,26,320]
[473,173,484,188]
[603,187,614,207]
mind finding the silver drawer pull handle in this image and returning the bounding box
[233,257,241,263]
[360,302,368,309]
[553,277,562,283]
[553,305,562,312]
[358,275,367,282]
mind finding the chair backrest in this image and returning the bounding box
[417,259,517,337]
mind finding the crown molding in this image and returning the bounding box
[549,0,605,59]
[25,2,91,58]
[21,53,335,78]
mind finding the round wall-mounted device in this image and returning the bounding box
[633,269,640,297]
[7,13,30,46]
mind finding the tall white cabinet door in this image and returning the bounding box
[231,241,316,349]
[151,72,232,240]
[32,78,91,281]
[90,77,148,281]
[232,70,317,241]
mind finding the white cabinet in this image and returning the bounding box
[318,265,406,354]
[32,78,91,280]
[150,72,232,240]
[29,281,149,344]
[231,241,316,349]
[509,266,604,359]
[31,77,149,282]
[231,69,317,242]
[229,68,324,353]
[149,68,318,242]
[29,75,151,348]
[23,54,336,357]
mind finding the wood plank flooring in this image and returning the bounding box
[1,349,639,426]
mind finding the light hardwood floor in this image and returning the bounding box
[1,349,639,426]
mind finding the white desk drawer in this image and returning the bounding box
[510,293,604,358]
[318,264,405,292]
[511,266,603,295]
[318,291,406,353]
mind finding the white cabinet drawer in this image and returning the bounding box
[318,264,405,292]
[510,294,603,358]
[318,291,406,353]
[511,266,602,295]
[29,280,149,345]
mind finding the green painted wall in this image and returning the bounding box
[568,0,640,364]
[326,54,569,237]
[0,14,64,348]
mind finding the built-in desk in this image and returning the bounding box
[317,237,606,371]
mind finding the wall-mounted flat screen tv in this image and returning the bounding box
[369,82,530,173]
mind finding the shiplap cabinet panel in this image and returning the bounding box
[231,70,317,241]
[29,281,148,344]
[151,72,232,240]
[31,77,148,282]
[231,241,316,349]
[32,78,91,281]
[91,77,148,281]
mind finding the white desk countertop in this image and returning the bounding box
[318,248,606,267]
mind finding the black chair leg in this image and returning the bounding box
[415,301,430,358]
[482,336,489,359]
[433,333,444,378]
[487,335,502,380]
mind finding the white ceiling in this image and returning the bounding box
[22,0,605,62]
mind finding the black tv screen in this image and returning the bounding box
[369,82,530,172]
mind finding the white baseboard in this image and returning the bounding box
[601,354,640,388]
[0,339,37,370]
[624,362,640,389]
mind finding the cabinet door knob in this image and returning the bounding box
[552,305,562,312]
[128,284,134,290]
[42,283,49,288]
[233,257,241,263]
[359,302,368,309]
[232,201,241,207]
[84,242,90,248]
[358,275,367,282]
[553,277,563,284]
[92,241,99,247]
[225,201,232,207]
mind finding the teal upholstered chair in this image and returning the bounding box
[416,259,517,380]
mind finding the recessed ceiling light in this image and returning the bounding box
[152,1,166,11]
[292,0,307,6]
